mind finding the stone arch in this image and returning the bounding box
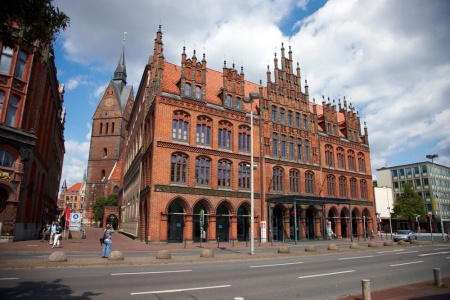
[166,197,189,243]
[340,206,349,238]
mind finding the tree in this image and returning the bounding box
[0,0,70,48]
[92,194,118,224]
[392,182,426,230]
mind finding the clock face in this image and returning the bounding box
[105,98,114,107]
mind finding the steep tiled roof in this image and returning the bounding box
[108,159,122,181]
[67,182,83,193]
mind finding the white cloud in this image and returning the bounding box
[54,0,450,182]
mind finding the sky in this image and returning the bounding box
[52,0,450,188]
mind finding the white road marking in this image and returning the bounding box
[376,249,405,254]
[419,252,450,257]
[390,261,423,267]
[395,251,418,254]
[298,270,355,279]
[112,270,191,276]
[339,256,373,260]
[0,278,19,281]
[250,262,303,268]
[131,284,231,295]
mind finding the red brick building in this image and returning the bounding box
[0,32,65,241]
[85,46,133,226]
[118,27,375,244]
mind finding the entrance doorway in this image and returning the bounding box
[216,204,229,242]
[167,201,184,243]
[237,206,249,241]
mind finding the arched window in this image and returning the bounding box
[339,176,347,198]
[289,169,300,193]
[172,111,189,142]
[360,180,367,199]
[100,123,103,135]
[113,185,119,194]
[325,144,334,168]
[101,170,105,181]
[6,94,19,126]
[238,163,250,190]
[111,122,115,134]
[238,125,250,152]
[185,83,191,97]
[358,152,366,173]
[103,148,107,157]
[195,156,211,187]
[337,147,345,170]
[350,178,357,199]
[218,160,232,188]
[196,116,211,146]
[0,47,13,74]
[273,167,284,192]
[327,175,335,197]
[218,120,232,149]
[0,149,13,167]
[348,150,356,171]
[171,153,187,184]
[105,122,109,134]
[14,50,28,79]
[305,171,314,195]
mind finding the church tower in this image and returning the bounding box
[85,42,134,225]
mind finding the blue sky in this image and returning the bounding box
[52,0,450,188]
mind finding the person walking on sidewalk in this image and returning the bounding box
[49,221,56,244]
[40,223,49,242]
[101,224,114,258]
[52,223,63,248]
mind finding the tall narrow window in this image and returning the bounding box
[6,94,19,126]
[195,157,211,187]
[226,95,232,107]
[360,180,367,199]
[339,176,347,198]
[325,144,334,168]
[305,140,310,163]
[196,116,211,146]
[195,86,201,99]
[105,122,109,134]
[358,152,366,173]
[280,108,285,125]
[218,160,232,188]
[288,110,293,126]
[0,149,13,167]
[14,50,28,79]
[290,169,299,193]
[171,153,187,184]
[337,147,345,170]
[0,90,4,113]
[271,106,277,122]
[281,135,286,158]
[273,167,284,192]
[103,148,107,157]
[111,122,115,134]
[272,133,278,157]
[289,136,294,159]
[303,115,308,130]
[0,47,13,74]
[238,125,251,152]
[100,123,103,135]
[238,163,250,190]
[305,171,314,195]
[297,138,302,162]
[295,112,300,128]
[185,83,191,97]
[236,97,241,110]
[350,178,357,199]
[218,121,232,149]
[327,175,335,197]
[172,111,189,142]
[348,150,356,171]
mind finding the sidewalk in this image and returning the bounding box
[0,227,449,299]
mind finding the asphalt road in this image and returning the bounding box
[1,243,449,299]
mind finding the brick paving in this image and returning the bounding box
[0,227,449,299]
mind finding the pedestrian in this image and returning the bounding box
[52,223,63,248]
[40,223,49,242]
[49,221,56,244]
[101,224,114,258]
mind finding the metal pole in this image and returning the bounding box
[250,97,254,255]
[385,187,393,239]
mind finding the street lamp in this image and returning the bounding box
[243,92,260,255]
[426,154,444,241]
[384,186,393,239]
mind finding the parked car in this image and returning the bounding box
[393,230,417,242]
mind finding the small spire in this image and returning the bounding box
[224,60,227,68]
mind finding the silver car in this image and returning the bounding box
[393,230,417,242]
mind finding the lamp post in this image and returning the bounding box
[384,186,393,239]
[244,92,260,255]
[426,154,444,241]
